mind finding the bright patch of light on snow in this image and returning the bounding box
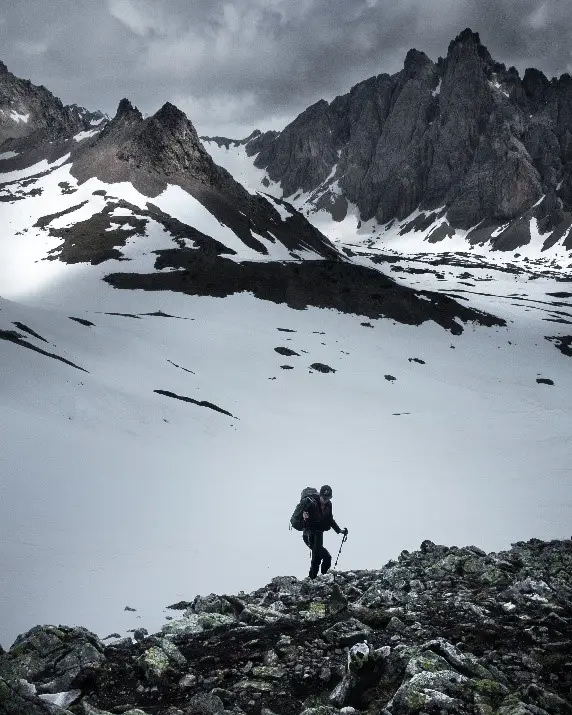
[0,152,70,182]
[0,151,19,160]
[0,164,171,300]
[150,183,265,261]
[267,195,293,221]
[109,206,139,218]
[73,128,101,142]
[491,223,511,238]
[431,80,441,97]
[7,109,30,123]
[204,141,282,198]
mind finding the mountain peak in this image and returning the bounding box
[403,48,433,77]
[0,60,8,74]
[449,27,482,49]
[152,102,190,131]
[115,98,142,122]
[446,28,493,65]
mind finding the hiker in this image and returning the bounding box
[301,484,348,579]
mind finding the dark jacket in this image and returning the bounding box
[304,496,341,534]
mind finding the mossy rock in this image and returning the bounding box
[309,602,326,617]
[140,646,170,681]
[196,612,235,630]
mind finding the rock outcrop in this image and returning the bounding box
[0,60,91,144]
[1,538,570,715]
[244,29,572,252]
[68,98,341,260]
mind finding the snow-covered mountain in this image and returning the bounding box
[0,58,571,653]
[203,29,572,265]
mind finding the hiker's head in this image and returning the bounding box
[319,484,332,503]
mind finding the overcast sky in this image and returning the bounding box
[1,0,571,137]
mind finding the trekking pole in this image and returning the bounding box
[334,533,347,569]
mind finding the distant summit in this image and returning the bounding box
[225,27,572,254]
[0,60,99,144]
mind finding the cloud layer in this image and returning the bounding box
[1,0,572,136]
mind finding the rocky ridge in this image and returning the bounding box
[0,64,506,332]
[68,98,337,259]
[232,29,572,253]
[0,61,93,145]
[1,538,570,715]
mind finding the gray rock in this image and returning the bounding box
[248,28,572,251]
[0,625,105,694]
[0,62,90,145]
[187,692,225,714]
[4,538,571,715]
[0,677,72,714]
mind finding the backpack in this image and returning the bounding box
[290,487,318,531]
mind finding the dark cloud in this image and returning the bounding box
[1,0,571,136]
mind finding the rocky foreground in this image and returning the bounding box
[1,538,571,715]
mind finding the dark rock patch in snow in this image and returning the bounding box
[141,311,191,319]
[275,347,300,357]
[280,365,294,370]
[385,374,396,382]
[167,359,195,374]
[58,181,76,195]
[0,329,88,372]
[390,265,435,275]
[361,322,374,328]
[277,328,297,332]
[69,316,95,327]
[45,204,147,264]
[543,317,572,325]
[536,377,555,385]
[399,211,444,235]
[310,363,336,373]
[12,321,48,343]
[104,256,504,334]
[547,291,572,298]
[33,200,89,229]
[545,335,572,357]
[154,389,235,418]
[427,222,456,243]
[408,357,425,364]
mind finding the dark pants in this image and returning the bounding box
[303,530,332,578]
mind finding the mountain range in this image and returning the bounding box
[0,27,571,673]
[204,29,572,259]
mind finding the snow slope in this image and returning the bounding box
[1,144,571,652]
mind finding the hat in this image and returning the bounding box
[319,484,333,498]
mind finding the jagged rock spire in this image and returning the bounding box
[114,98,142,122]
